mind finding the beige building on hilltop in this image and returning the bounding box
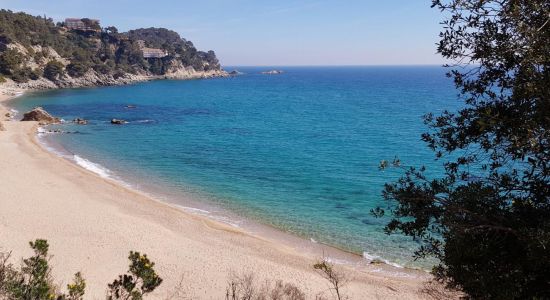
[64,18,100,31]
[136,40,168,58]
[142,48,168,58]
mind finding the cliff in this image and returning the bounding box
[0,10,227,90]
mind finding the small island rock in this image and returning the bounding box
[261,70,284,75]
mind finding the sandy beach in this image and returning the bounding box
[0,89,446,299]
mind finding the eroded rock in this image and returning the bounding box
[21,107,60,124]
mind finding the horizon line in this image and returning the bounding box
[222,64,446,68]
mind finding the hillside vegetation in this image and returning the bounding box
[0,9,223,86]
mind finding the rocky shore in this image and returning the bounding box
[0,68,228,91]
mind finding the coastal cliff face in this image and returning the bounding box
[0,10,227,90]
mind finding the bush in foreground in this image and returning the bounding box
[1,240,362,300]
[0,240,162,300]
[0,239,86,299]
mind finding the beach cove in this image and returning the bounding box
[0,86,451,299]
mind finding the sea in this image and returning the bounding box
[8,66,461,269]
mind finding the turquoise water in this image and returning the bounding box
[9,66,460,268]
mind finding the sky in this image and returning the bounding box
[0,0,448,66]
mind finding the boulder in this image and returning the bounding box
[73,118,88,125]
[111,119,127,125]
[21,107,60,124]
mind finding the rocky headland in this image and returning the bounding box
[0,10,228,91]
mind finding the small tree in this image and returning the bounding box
[107,251,163,300]
[376,0,550,299]
[43,60,64,81]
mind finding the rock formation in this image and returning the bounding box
[73,118,88,125]
[21,107,60,124]
[110,119,127,125]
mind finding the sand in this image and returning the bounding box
[0,89,449,299]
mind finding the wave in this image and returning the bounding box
[73,155,112,179]
[363,251,404,269]
[133,119,154,123]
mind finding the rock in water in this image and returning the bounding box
[21,107,60,124]
[229,70,243,75]
[73,118,88,125]
[261,70,284,75]
[111,119,128,125]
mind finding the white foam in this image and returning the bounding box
[73,155,112,179]
[176,204,242,228]
[363,252,404,269]
[179,206,211,215]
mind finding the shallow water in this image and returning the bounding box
[9,66,460,268]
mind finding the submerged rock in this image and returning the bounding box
[125,105,137,109]
[73,118,88,125]
[111,118,128,125]
[21,107,60,125]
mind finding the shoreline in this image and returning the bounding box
[0,88,446,299]
[37,127,408,271]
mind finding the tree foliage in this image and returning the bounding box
[0,10,221,83]
[43,60,64,81]
[0,49,23,75]
[0,239,86,300]
[107,251,163,300]
[376,1,549,299]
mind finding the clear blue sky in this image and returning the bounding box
[0,0,447,66]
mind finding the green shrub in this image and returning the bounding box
[0,49,24,75]
[0,74,6,83]
[0,239,85,300]
[29,68,41,80]
[43,60,64,81]
[107,251,163,299]
[66,62,89,77]
[93,63,112,75]
[11,67,32,83]
[1,240,163,300]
